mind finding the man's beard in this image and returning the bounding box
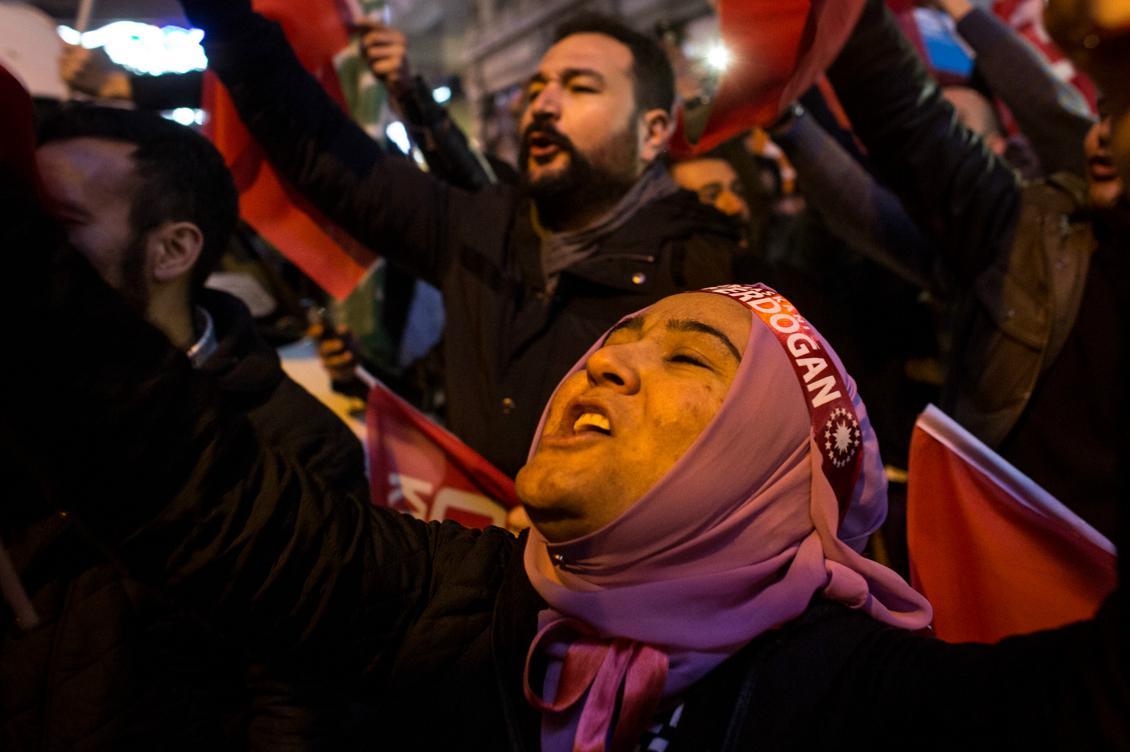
[115,228,151,313]
[519,120,639,229]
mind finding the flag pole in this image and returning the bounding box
[75,0,96,35]
[355,364,378,390]
[65,0,97,101]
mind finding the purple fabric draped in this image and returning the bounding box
[522,288,933,752]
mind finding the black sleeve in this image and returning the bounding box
[956,8,1094,178]
[826,0,1023,283]
[775,110,935,291]
[185,4,469,287]
[833,595,1129,748]
[250,376,371,503]
[394,75,496,192]
[129,70,204,111]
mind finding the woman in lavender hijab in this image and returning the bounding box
[7,176,1130,751]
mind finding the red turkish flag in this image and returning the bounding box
[672,0,865,155]
[907,405,1116,644]
[366,379,519,530]
[202,0,377,299]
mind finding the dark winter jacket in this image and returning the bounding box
[181,1,760,476]
[0,289,366,751]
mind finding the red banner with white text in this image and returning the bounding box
[366,380,518,529]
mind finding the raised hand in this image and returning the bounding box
[353,21,412,98]
[59,44,132,100]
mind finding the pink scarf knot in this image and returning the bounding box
[524,618,669,752]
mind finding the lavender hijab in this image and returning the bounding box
[521,287,932,752]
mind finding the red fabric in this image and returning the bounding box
[0,64,44,202]
[366,380,518,529]
[906,424,1116,644]
[202,0,376,299]
[671,0,865,155]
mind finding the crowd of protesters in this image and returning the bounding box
[0,0,1128,748]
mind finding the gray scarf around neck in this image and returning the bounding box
[539,161,680,281]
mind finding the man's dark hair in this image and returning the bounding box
[552,13,675,115]
[38,105,238,290]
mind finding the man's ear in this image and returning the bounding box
[638,108,673,163]
[149,221,203,283]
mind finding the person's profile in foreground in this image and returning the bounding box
[5,165,1129,746]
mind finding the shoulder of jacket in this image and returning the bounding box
[1023,172,1089,215]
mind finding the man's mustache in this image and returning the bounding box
[522,122,575,152]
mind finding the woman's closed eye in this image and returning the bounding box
[668,353,709,368]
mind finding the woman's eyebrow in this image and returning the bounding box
[667,319,742,362]
[601,315,643,345]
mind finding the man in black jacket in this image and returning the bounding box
[177,0,760,476]
[0,105,367,750]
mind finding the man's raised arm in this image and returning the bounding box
[180,0,475,287]
[826,0,1022,282]
[948,3,1094,177]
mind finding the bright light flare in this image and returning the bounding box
[706,43,731,73]
[57,22,206,75]
[432,85,452,104]
[168,107,205,126]
[385,121,412,154]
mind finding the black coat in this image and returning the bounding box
[188,5,761,476]
[0,289,366,751]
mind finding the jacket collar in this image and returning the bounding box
[185,305,218,368]
[194,288,284,397]
[512,189,742,294]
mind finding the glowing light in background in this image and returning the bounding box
[705,42,731,73]
[57,22,207,75]
[169,107,206,126]
[385,121,411,154]
[431,85,452,104]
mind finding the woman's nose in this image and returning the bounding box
[585,344,641,393]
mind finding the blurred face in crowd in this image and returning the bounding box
[517,293,750,541]
[519,32,669,210]
[37,137,150,306]
[1084,113,1125,210]
[671,157,751,222]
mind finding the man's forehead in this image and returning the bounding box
[38,137,137,182]
[37,137,139,210]
[537,32,633,78]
